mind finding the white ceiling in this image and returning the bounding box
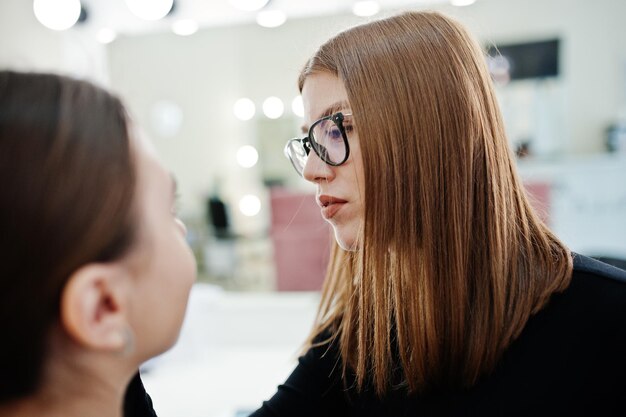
[77,0,452,37]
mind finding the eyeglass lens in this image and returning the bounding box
[285,139,308,175]
[310,119,346,165]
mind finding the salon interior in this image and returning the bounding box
[2,0,625,415]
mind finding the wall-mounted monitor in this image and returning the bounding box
[487,39,560,81]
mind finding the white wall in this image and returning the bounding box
[0,0,109,84]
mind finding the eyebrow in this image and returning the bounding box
[300,100,351,134]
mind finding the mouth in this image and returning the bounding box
[318,195,348,220]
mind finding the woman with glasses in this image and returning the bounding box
[251,11,626,417]
[0,71,196,417]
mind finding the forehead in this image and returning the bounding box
[301,72,350,123]
[130,128,171,194]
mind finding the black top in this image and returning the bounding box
[124,254,626,417]
[124,372,157,417]
[249,254,626,417]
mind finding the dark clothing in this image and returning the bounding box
[250,254,626,417]
[124,372,157,417]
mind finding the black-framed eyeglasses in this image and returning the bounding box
[284,112,352,177]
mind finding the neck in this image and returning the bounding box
[0,371,128,417]
[0,332,137,417]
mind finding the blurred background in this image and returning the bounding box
[2,0,626,415]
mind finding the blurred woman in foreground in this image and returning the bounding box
[0,71,196,417]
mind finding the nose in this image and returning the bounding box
[302,149,335,183]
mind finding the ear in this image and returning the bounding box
[60,263,131,352]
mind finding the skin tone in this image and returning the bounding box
[0,131,196,417]
[301,72,365,251]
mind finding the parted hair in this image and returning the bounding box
[299,11,572,395]
[0,71,136,401]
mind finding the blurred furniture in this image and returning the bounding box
[269,188,331,291]
[518,155,626,258]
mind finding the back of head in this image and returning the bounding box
[302,12,572,394]
[0,71,136,401]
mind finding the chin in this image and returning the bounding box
[333,228,359,252]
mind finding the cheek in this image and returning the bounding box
[139,231,197,353]
[166,235,197,307]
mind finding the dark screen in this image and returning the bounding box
[487,39,559,80]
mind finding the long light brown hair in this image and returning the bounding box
[299,11,572,395]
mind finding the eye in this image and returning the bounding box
[326,125,343,141]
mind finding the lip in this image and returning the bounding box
[317,194,348,220]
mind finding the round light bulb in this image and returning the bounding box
[97,28,117,44]
[352,1,380,17]
[256,10,286,28]
[236,145,259,168]
[172,19,198,36]
[239,195,261,217]
[229,0,270,12]
[33,0,81,31]
[262,96,284,119]
[125,0,174,21]
[451,0,476,6]
[233,98,256,121]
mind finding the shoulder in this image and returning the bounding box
[565,253,626,313]
[542,253,626,337]
[572,252,626,283]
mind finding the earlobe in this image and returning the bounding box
[60,264,131,352]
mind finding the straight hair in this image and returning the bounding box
[0,71,137,401]
[299,11,572,395]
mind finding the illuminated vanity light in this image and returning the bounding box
[172,19,199,36]
[236,145,259,168]
[125,0,174,21]
[352,1,380,17]
[33,0,81,31]
[229,0,270,12]
[451,0,477,6]
[262,96,284,119]
[256,10,286,28]
[239,195,261,217]
[97,28,117,44]
[233,98,256,121]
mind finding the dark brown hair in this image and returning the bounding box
[0,71,137,401]
[300,11,572,395]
